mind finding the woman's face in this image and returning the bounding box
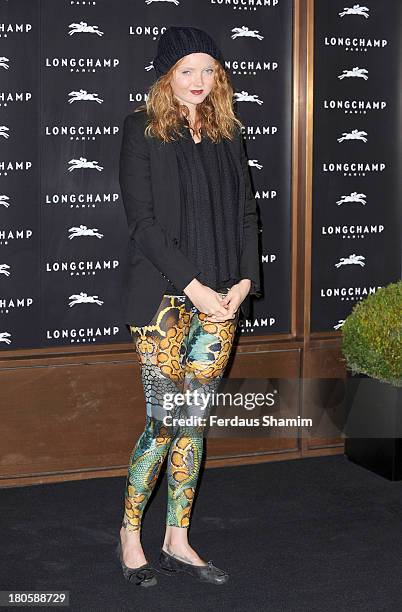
[170,53,216,115]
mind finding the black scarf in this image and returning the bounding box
[172,124,242,295]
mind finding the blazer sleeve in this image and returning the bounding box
[238,132,262,298]
[119,112,201,292]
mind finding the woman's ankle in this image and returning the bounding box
[120,524,142,544]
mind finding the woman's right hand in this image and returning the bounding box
[184,279,231,319]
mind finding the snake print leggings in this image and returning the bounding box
[122,292,239,531]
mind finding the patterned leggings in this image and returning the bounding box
[122,292,239,531]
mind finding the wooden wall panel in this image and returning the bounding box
[0,335,346,487]
[301,340,346,454]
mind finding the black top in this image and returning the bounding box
[165,126,242,310]
[119,110,260,327]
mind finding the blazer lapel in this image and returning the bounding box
[151,139,181,238]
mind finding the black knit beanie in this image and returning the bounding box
[153,26,225,78]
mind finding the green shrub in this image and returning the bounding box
[341,280,402,387]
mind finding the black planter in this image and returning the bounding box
[344,373,402,481]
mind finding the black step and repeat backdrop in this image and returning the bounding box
[0,0,293,350]
[311,0,401,332]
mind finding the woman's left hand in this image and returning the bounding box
[204,280,251,322]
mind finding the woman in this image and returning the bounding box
[117,26,261,587]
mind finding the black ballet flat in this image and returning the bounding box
[116,541,157,587]
[158,548,229,585]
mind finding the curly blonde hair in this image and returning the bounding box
[133,57,243,143]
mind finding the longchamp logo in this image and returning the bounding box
[324,36,387,50]
[0,23,32,37]
[0,297,34,313]
[339,4,370,19]
[238,316,274,333]
[234,90,263,105]
[334,320,345,330]
[0,56,10,69]
[254,189,277,201]
[68,292,104,307]
[46,259,119,275]
[231,26,264,40]
[210,0,278,10]
[129,25,166,40]
[0,91,33,107]
[0,263,11,276]
[261,253,276,264]
[129,92,150,103]
[0,125,9,138]
[45,57,119,72]
[0,195,10,208]
[241,124,278,139]
[323,99,387,114]
[336,192,367,206]
[338,66,368,80]
[45,124,119,139]
[337,129,368,143]
[0,297,34,314]
[68,157,103,171]
[335,254,365,268]
[320,285,381,301]
[145,0,179,5]
[322,161,386,176]
[68,225,104,239]
[68,89,104,104]
[225,59,277,75]
[248,158,263,170]
[0,332,11,345]
[68,21,103,36]
[321,224,384,238]
[45,192,119,208]
[46,326,120,343]
[0,228,33,245]
[1,160,32,176]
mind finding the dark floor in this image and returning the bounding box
[1,454,402,612]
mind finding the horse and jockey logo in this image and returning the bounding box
[336,192,367,206]
[337,129,368,143]
[0,332,12,345]
[0,126,10,138]
[68,89,104,104]
[231,26,264,40]
[68,292,104,307]
[68,158,104,172]
[335,254,366,268]
[68,22,104,36]
[338,67,368,80]
[248,159,263,170]
[145,0,180,4]
[339,4,369,18]
[0,263,11,277]
[234,91,263,105]
[68,225,104,239]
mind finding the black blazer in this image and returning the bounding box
[118,109,261,327]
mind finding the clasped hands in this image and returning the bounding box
[184,278,251,322]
